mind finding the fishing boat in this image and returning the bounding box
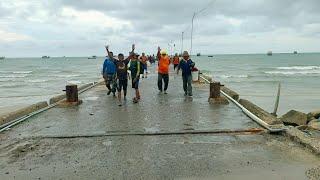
[267,51,272,56]
[0,56,5,60]
[208,55,213,57]
[42,56,50,59]
[196,53,201,56]
[293,51,298,54]
[88,56,97,59]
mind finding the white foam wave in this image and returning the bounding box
[51,74,81,78]
[13,71,33,74]
[216,74,249,79]
[265,70,320,75]
[0,75,28,78]
[26,79,48,83]
[276,66,320,70]
[67,80,82,84]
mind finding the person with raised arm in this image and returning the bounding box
[105,44,135,106]
[129,50,142,103]
[157,46,170,94]
[102,47,117,96]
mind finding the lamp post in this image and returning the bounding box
[181,31,184,55]
[190,12,196,56]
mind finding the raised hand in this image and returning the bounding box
[158,46,161,52]
[105,45,109,51]
[132,44,135,51]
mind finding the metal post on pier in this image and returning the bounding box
[209,81,229,105]
[210,82,221,98]
[57,84,82,107]
[271,82,281,117]
[66,84,79,103]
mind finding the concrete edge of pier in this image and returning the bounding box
[0,81,103,128]
[199,75,320,156]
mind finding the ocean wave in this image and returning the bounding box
[50,74,81,78]
[0,83,25,88]
[13,71,33,74]
[0,75,28,78]
[215,74,249,79]
[25,79,48,83]
[67,80,82,84]
[276,66,320,70]
[265,70,320,75]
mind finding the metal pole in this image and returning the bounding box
[181,31,184,55]
[271,83,281,116]
[191,12,196,56]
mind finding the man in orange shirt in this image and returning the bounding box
[173,53,180,70]
[157,47,170,94]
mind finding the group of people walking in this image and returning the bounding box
[102,44,195,106]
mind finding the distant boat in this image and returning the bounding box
[88,56,97,59]
[196,53,201,56]
[267,51,273,56]
[0,56,5,60]
[42,56,50,59]
[208,55,213,57]
[293,51,298,54]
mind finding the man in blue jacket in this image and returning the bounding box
[102,51,117,96]
[177,51,195,96]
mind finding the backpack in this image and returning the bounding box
[129,61,144,75]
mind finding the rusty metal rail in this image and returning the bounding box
[31,128,266,139]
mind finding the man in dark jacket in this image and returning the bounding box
[102,50,117,96]
[177,51,195,96]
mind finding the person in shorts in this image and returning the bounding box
[140,53,148,78]
[102,50,116,96]
[106,45,134,106]
[129,53,141,103]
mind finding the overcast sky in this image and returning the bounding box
[0,0,319,57]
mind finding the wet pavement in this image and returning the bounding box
[0,65,320,180]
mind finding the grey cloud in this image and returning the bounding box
[0,0,320,56]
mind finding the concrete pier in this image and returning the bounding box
[0,66,319,179]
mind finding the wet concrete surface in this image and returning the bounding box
[0,66,320,179]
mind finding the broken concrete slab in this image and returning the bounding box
[281,110,308,126]
[308,119,320,130]
[284,127,320,156]
[308,110,320,119]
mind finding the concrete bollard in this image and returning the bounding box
[208,81,229,105]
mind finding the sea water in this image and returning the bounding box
[193,53,320,115]
[0,53,319,115]
[0,57,102,110]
